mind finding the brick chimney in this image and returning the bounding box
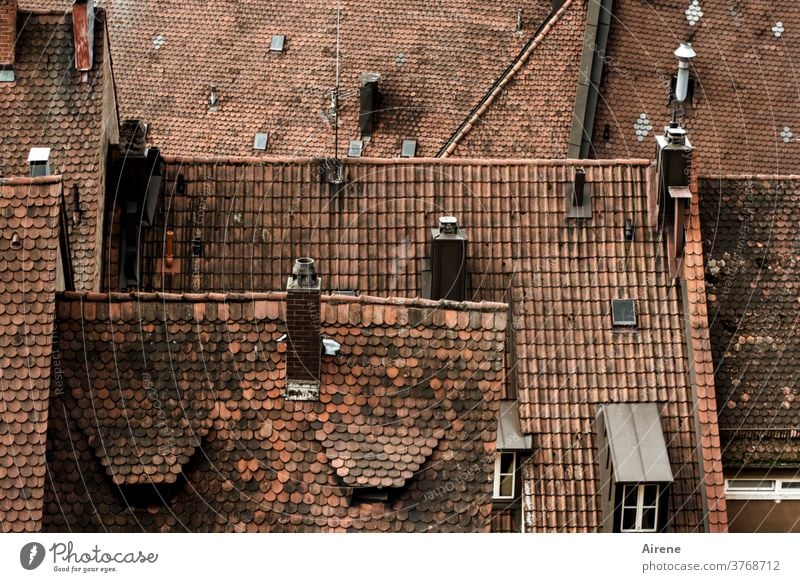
[0,0,17,71]
[71,0,95,76]
[285,257,321,401]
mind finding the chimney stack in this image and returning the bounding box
[359,72,380,141]
[0,0,16,75]
[655,120,693,278]
[71,0,95,77]
[429,216,468,301]
[285,257,321,401]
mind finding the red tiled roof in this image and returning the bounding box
[64,0,555,159]
[593,0,800,174]
[0,8,116,291]
[685,168,726,531]
[700,175,800,467]
[0,176,62,532]
[44,292,506,531]
[443,0,585,158]
[129,156,724,531]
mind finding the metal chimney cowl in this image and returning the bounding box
[288,257,320,292]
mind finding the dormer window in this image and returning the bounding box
[596,403,674,533]
[493,452,517,499]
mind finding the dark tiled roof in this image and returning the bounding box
[700,175,800,466]
[593,0,800,174]
[44,292,506,532]
[131,156,725,531]
[0,8,114,291]
[444,0,584,158]
[0,176,62,532]
[69,0,553,159]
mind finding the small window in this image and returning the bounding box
[620,484,659,532]
[401,139,417,158]
[493,452,516,500]
[348,140,363,158]
[612,298,637,328]
[270,35,286,52]
[780,481,800,490]
[253,133,269,151]
[726,479,776,492]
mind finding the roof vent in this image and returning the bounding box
[270,34,285,52]
[359,72,381,141]
[209,83,218,111]
[624,219,635,241]
[10,233,22,250]
[566,166,592,218]
[253,132,269,151]
[401,139,417,158]
[28,148,51,177]
[611,298,637,328]
[428,216,468,301]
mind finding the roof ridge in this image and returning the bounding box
[438,0,576,157]
[57,291,509,312]
[701,173,800,181]
[160,154,650,167]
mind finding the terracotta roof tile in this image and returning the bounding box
[444,0,584,158]
[0,8,116,291]
[700,175,800,469]
[129,156,722,531]
[44,292,505,531]
[0,176,62,532]
[27,0,554,158]
[593,0,800,174]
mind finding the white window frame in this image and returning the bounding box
[620,484,659,532]
[724,478,800,500]
[493,452,517,500]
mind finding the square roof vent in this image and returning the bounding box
[253,133,269,151]
[270,35,285,52]
[348,140,363,158]
[401,139,417,157]
[612,298,637,328]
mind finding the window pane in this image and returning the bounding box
[500,453,515,475]
[782,481,800,489]
[499,473,514,497]
[726,479,775,491]
[643,484,659,507]
[641,507,657,531]
[623,485,638,508]
[622,507,636,531]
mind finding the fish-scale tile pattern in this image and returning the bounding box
[700,176,800,467]
[449,0,585,158]
[0,9,111,291]
[43,292,505,531]
[134,157,724,531]
[0,177,62,532]
[33,0,552,159]
[593,0,800,174]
